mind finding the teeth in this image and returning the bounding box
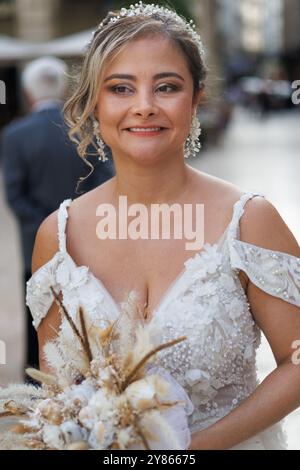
[128,127,162,132]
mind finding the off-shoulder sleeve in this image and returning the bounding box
[26,252,63,330]
[26,198,73,330]
[229,239,300,307]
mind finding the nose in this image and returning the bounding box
[130,90,159,118]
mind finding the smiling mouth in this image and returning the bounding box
[124,127,167,134]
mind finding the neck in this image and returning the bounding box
[110,153,194,206]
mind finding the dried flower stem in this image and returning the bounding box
[78,307,93,363]
[125,400,151,450]
[0,411,13,418]
[121,336,187,391]
[50,287,81,338]
[25,368,57,386]
[134,419,150,450]
[50,286,92,364]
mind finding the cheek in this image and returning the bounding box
[171,99,193,128]
[167,95,193,119]
[97,96,126,124]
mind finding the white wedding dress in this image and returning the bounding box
[25,192,300,450]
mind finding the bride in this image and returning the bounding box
[23,2,300,450]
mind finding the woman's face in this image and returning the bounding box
[95,35,200,165]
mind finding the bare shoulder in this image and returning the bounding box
[189,169,300,256]
[66,178,114,222]
[239,195,300,257]
[31,180,113,274]
[32,209,60,274]
[189,168,244,213]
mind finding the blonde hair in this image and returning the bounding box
[64,7,207,167]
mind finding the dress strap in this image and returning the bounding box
[57,199,72,253]
[227,191,265,241]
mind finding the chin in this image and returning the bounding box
[123,147,164,163]
[132,151,166,165]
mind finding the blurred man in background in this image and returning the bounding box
[0,57,114,374]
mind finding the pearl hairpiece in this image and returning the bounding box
[97,1,205,59]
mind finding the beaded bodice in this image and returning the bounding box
[26,192,300,435]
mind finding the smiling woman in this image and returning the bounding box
[4,1,300,451]
[64,4,206,165]
[92,34,204,170]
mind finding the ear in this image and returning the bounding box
[192,87,205,113]
[93,105,98,120]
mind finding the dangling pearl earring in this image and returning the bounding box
[184,113,202,159]
[92,119,109,162]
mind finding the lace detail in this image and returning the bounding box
[26,252,63,329]
[229,239,300,307]
[26,250,121,331]
[227,191,265,240]
[151,242,261,431]
[57,199,72,253]
[25,191,300,449]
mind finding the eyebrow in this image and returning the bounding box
[103,72,185,83]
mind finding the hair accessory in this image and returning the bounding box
[97,1,205,60]
[93,119,109,162]
[184,113,202,159]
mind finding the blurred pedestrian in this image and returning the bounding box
[0,56,115,375]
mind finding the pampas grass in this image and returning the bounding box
[0,287,192,450]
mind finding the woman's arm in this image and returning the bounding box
[190,197,300,449]
[31,210,62,372]
[189,357,300,449]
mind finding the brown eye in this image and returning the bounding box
[110,85,132,94]
[157,84,178,93]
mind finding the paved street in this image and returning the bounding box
[0,171,24,386]
[0,107,299,448]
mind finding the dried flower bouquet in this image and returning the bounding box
[0,289,193,450]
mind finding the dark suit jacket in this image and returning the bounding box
[1,104,115,272]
